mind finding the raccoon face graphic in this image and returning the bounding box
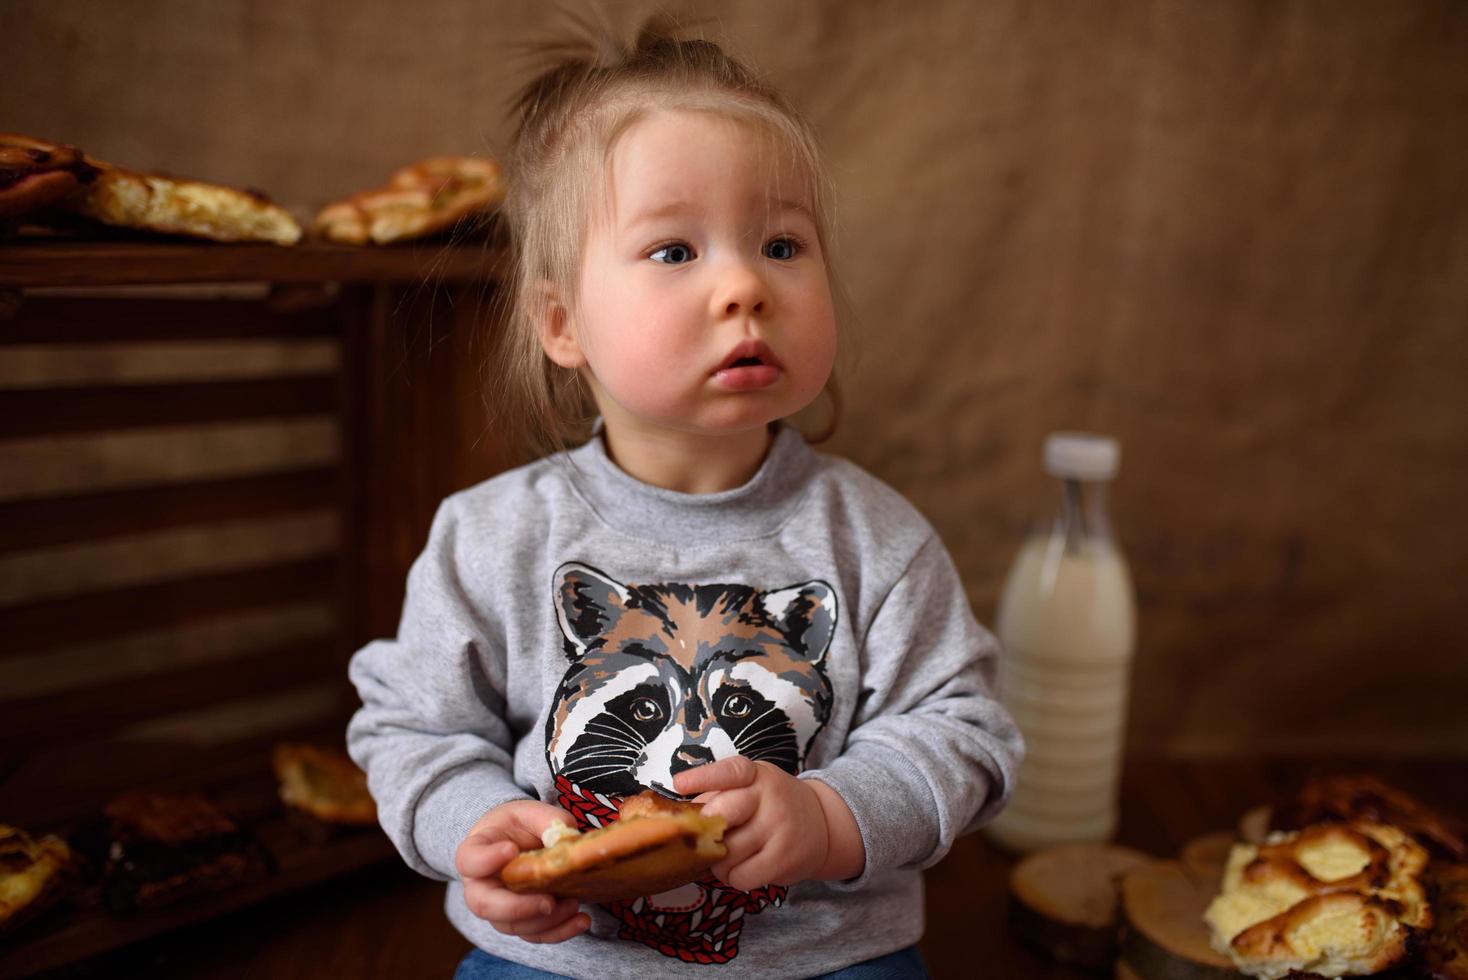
[545,562,837,799]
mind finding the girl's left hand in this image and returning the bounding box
[671,755,830,892]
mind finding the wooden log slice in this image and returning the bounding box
[1178,831,1235,888]
[1009,842,1156,970]
[1117,861,1237,980]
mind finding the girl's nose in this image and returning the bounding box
[711,260,768,319]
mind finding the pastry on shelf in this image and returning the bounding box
[62,157,302,245]
[101,789,269,911]
[272,743,377,826]
[0,823,77,936]
[315,155,505,245]
[0,132,99,221]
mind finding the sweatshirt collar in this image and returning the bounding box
[562,422,817,544]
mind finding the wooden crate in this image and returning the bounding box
[0,240,507,975]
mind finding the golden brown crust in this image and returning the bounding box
[62,158,301,244]
[104,789,239,846]
[501,790,726,904]
[1274,774,1468,862]
[1427,864,1468,980]
[1204,821,1431,979]
[0,132,97,220]
[272,743,377,826]
[0,824,75,934]
[314,155,505,245]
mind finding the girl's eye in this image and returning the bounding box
[630,697,663,722]
[722,694,753,718]
[649,243,695,264]
[763,237,801,261]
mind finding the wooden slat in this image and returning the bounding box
[0,468,338,553]
[0,638,340,749]
[0,418,338,502]
[0,604,336,701]
[0,557,337,657]
[0,376,338,438]
[0,339,339,388]
[0,512,336,607]
[0,298,339,343]
[0,239,504,288]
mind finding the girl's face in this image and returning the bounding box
[553,109,836,441]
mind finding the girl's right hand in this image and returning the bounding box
[455,799,591,944]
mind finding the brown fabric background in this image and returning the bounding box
[3,1,1465,757]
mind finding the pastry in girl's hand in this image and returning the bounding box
[500,791,726,904]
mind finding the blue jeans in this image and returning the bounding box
[453,944,929,979]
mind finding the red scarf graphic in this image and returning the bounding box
[553,775,787,964]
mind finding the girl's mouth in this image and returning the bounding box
[713,340,782,390]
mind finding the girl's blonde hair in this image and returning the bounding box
[487,13,843,461]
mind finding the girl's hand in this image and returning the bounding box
[672,755,831,892]
[455,799,590,944]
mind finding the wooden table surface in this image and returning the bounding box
[24,757,1468,980]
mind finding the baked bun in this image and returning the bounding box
[0,824,76,935]
[314,155,505,245]
[1204,821,1432,979]
[61,158,301,244]
[501,791,726,904]
[0,132,98,220]
[1426,863,1468,980]
[272,743,377,826]
[101,789,268,911]
[1273,773,1468,862]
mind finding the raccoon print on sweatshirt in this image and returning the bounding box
[545,561,837,801]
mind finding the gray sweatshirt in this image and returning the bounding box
[347,425,1022,979]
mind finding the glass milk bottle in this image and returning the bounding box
[985,432,1137,854]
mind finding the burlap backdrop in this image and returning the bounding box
[3,0,1465,756]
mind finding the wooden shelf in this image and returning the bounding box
[0,239,505,287]
[0,724,398,979]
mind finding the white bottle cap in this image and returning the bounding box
[1044,432,1120,481]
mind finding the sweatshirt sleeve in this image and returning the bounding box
[346,498,531,881]
[798,534,1023,891]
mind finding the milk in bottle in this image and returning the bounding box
[985,432,1136,853]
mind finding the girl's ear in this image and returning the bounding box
[535,281,585,369]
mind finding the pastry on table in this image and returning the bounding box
[1426,863,1468,980]
[0,132,99,221]
[102,789,268,911]
[271,743,377,826]
[1203,820,1432,979]
[0,823,77,935]
[1272,772,1467,862]
[314,155,505,244]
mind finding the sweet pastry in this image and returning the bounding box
[1203,821,1432,979]
[314,155,505,244]
[0,824,75,935]
[272,743,377,826]
[1427,863,1468,980]
[102,790,268,910]
[501,790,726,904]
[61,158,302,244]
[0,132,98,221]
[1273,773,1468,862]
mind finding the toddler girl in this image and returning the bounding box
[348,20,1022,980]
